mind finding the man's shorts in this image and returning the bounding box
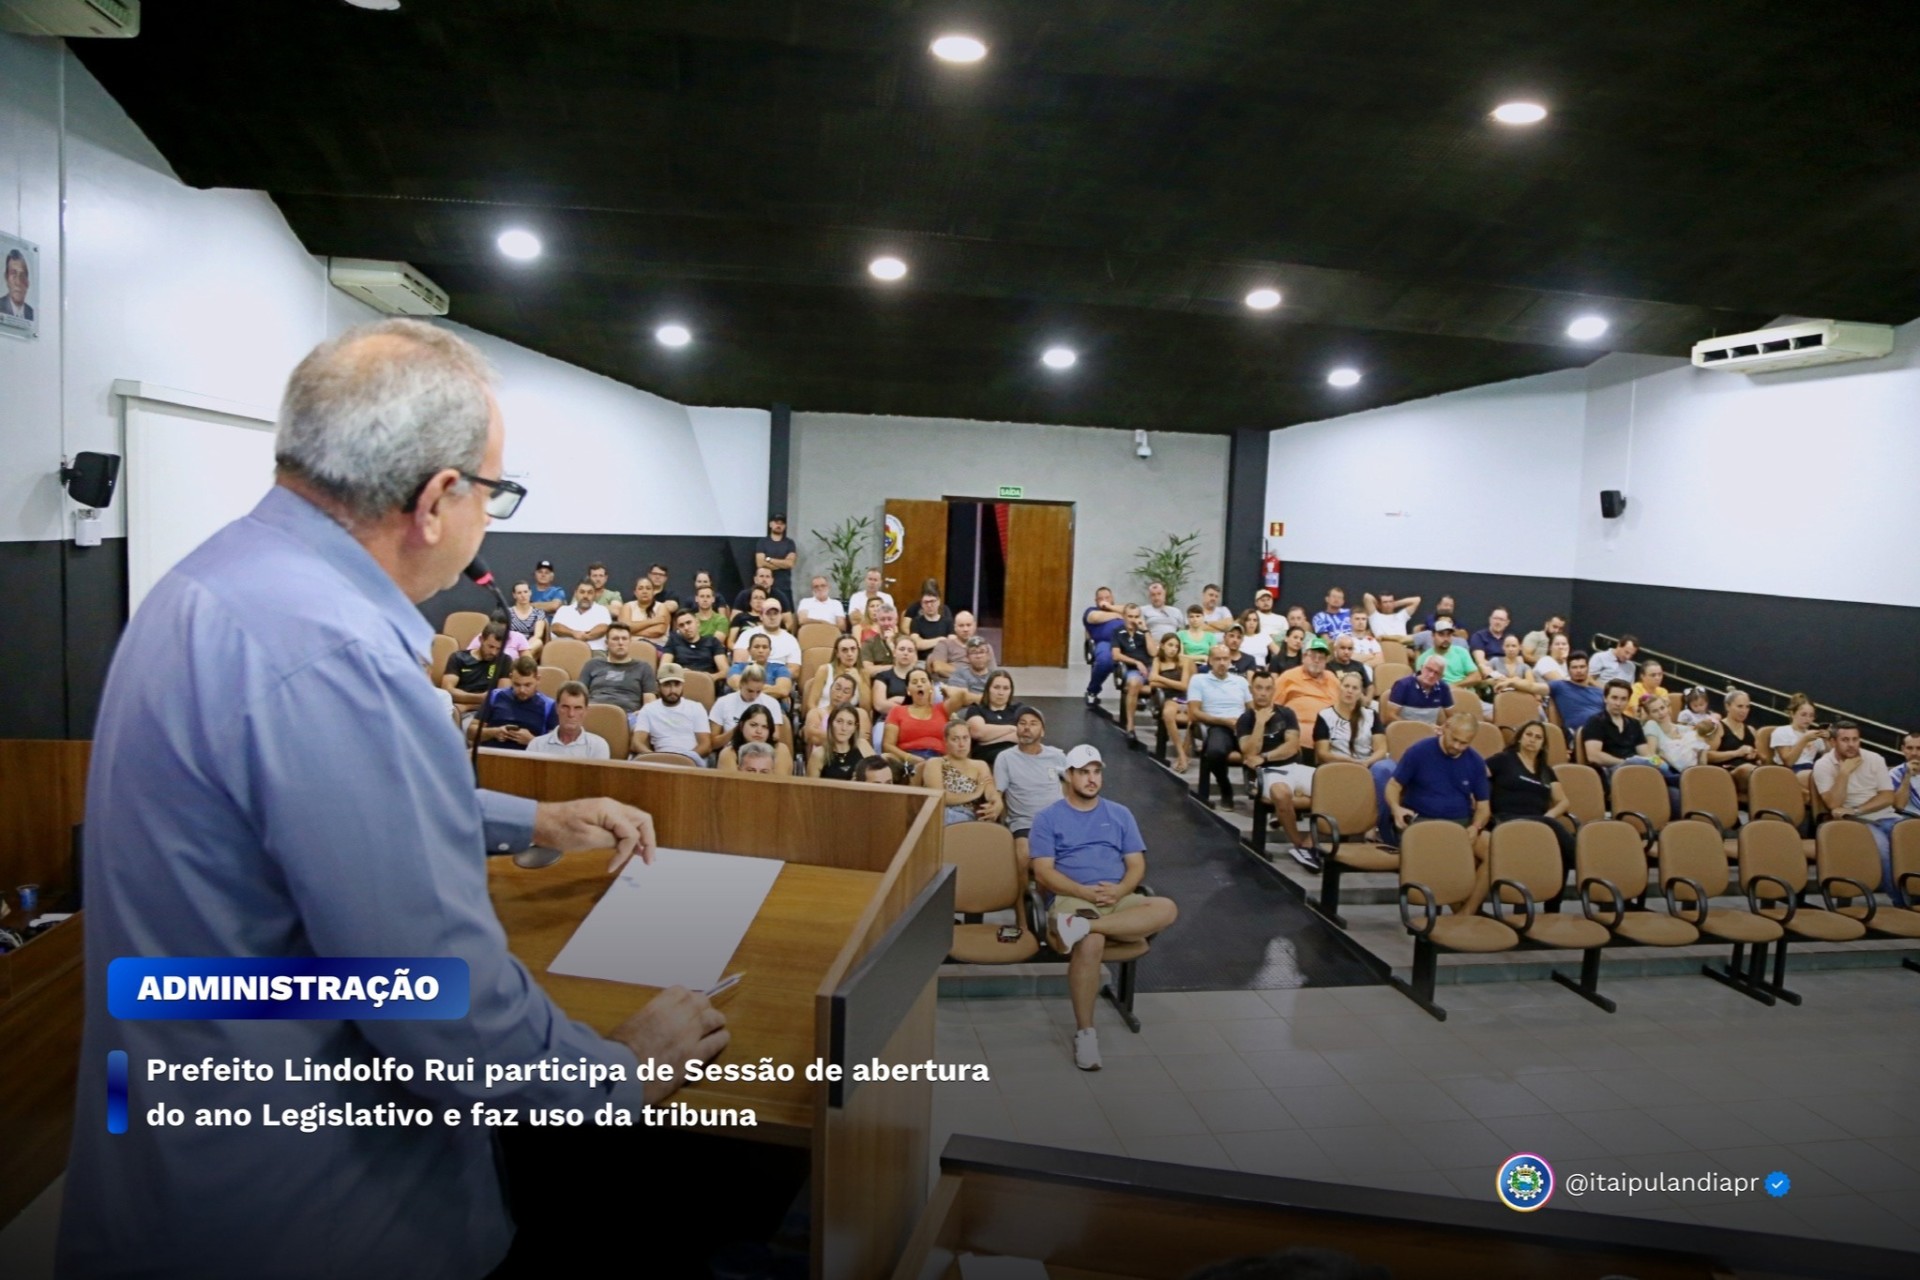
[1259,762,1315,797]
[1051,892,1148,917]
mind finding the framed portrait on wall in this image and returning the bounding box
[0,232,40,339]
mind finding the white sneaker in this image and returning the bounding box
[1054,912,1093,951]
[1073,1027,1102,1071]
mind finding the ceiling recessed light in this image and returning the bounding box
[496,229,541,261]
[1041,346,1077,371]
[868,256,908,281]
[1327,367,1362,388]
[1566,314,1609,341]
[655,324,692,348]
[1244,287,1282,311]
[930,34,988,63]
[343,0,402,10]
[1491,101,1548,126]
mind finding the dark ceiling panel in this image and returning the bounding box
[71,0,1920,432]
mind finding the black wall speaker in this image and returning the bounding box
[1599,489,1627,520]
[62,451,121,509]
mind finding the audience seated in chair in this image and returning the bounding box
[1112,605,1155,734]
[585,561,621,610]
[919,717,1005,826]
[1487,721,1576,875]
[871,634,924,730]
[1546,650,1605,737]
[1813,722,1905,905]
[662,609,729,676]
[859,602,906,674]
[1770,693,1830,773]
[903,579,955,655]
[717,704,794,775]
[1520,613,1566,665]
[621,576,672,646]
[1188,644,1254,808]
[1362,590,1421,643]
[1222,625,1260,677]
[687,585,730,639]
[805,674,871,752]
[1324,633,1373,695]
[1275,636,1341,726]
[550,580,613,653]
[733,565,791,617]
[1248,588,1286,638]
[1586,633,1638,688]
[1346,612,1383,677]
[1381,653,1454,726]
[710,665,790,748]
[1533,632,1573,682]
[500,580,548,658]
[930,609,992,680]
[578,621,659,714]
[854,754,899,786]
[1642,695,1711,773]
[735,599,804,668]
[443,623,513,714]
[960,670,1023,768]
[1234,610,1272,665]
[1139,580,1184,645]
[1581,680,1661,777]
[1082,587,1128,707]
[528,560,565,616]
[1148,635,1194,768]
[476,656,557,751]
[1176,605,1216,661]
[728,633,794,703]
[1311,586,1353,639]
[1317,670,1390,854]
[1266,625,1306,675]
[994,706,1068,882]
[1701,688,1761,793]
[1890,731,1920,823]
[626,663,713,764]
[647,563,680,614]
[883,669,949,765]
[808,701,876,780]
[795,574,848,631]
[1239,669,1313,864]
[730,741,776,775]
[847,567,893,630]
[941,637,998,710]
[1383,711,1490,879]
[526,681,610,759]
[1629,658,1680,718]
[1030,746,1179,1072]
[1467,607,1511,670]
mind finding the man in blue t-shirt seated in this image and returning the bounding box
[1545,651,1605,748]
[1082,586,1128,708]
[475,656,558,750]
[1383,708,1490,862]
[1028,745,1180,1072]
[528,559,567,615]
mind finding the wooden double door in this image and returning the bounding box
[884,497,1074,668]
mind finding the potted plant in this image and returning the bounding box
[1132,530,1202,604]
[810,515,876,601]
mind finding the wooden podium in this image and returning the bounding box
[479,749,950,1280]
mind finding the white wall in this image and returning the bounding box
[1264,368,1590,577]
[1266,321,1920,610]
[790,411,1229,625]
[1576,323,1920,606]
[0,34,765,551]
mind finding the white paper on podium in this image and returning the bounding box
[547,847,784,990]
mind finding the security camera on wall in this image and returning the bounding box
[1134,429,1153,459]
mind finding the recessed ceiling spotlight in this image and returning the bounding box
[1041,346,1077,371]
[496,229,541,261]
[655,324,692,348]
[1491,101,1548,126]
[868,256,908,281]
[1566,314,1609,341]
[930,34,988,63]
[1245,287,1283,311]
[1327,367,1362,388]
[343,0,402,10]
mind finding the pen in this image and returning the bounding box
[705,972,744,998]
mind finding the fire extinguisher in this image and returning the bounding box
[1260,544,1282,592]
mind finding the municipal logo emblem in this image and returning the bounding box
[1495,1153,1554,1211]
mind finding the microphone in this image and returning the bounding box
[464,555,510,613]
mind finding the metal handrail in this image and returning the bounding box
[1590,632,1905,762]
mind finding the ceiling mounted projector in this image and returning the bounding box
[1691,320,1893,374]
[328,258,450,316]
[0,0,138,37]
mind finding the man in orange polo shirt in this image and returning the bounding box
[1274,635,1341,725]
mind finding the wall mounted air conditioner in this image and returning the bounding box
[1691,320,1894,374]
[0,0,139,37]
[327,259,451,317]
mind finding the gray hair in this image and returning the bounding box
[275,319,494,522]
[738,741,776,763]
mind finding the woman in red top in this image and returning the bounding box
[883,669,949,763]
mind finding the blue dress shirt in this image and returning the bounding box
[60,486,647,1279]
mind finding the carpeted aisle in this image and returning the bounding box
[1023,697,1380,992]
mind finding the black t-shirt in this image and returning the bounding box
[755,536,797,595]
[1580,712,1647,762]
[1227,653,1259,676]
[1235,705,1301,763]
[445,650,510,695]
[904,605,954,642]
[1115,629,1152,668]
[961,702,1023,767]
[1268,651,1303,676]
[733,587,793,614]
[1327,658,1372,688]
[875,669,913,703]
[1487,750,1555,818]
[663,632,727,672]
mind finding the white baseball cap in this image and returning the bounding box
[1060,744,1104,774]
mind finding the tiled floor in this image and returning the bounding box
[930,971,1920,1255]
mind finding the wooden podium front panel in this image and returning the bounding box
[489,849,880,1137]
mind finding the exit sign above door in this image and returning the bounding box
[997,485,1024,499]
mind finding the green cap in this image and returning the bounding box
[1305,636,1331,652]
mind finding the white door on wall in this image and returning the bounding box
[120,383,279,615]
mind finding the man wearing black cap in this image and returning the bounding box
[529,559,566,615]
[756,514,798,601]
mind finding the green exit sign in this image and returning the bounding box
[997,484,1023,499]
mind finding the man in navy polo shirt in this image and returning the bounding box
[1030,745,1179,1071]
[1082,586,1127,708]
[1384,654,1455,725]
[476,656,557,750]
[1468,607,1510,667]
[1383,711,1490,855]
